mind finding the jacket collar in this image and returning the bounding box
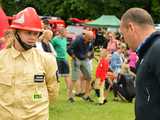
[136,31,160,59]
[10,46,33,61]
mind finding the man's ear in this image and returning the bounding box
[128,22,135,32]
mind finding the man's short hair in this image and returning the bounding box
[121,8,154,26]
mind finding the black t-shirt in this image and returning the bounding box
[102,39,109,49]
[41,41,52,53]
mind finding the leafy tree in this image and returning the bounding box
[0,0,160,23]
[53,0,103,19]
[1,0,17,15]
[151,0,160,23]
[103,0,122,18]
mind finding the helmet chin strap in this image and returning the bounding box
[15,32,36,51]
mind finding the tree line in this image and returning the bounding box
[1,0,160,23]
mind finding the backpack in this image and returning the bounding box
[124,74,136,98]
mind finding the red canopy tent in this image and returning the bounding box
[69,18,84,23]
[0,7,9,38]
[69,18,93,24]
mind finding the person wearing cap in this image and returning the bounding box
[0,7,58,120]
[67,30,94,102]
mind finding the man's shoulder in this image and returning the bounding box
[148,31,160,48]
[52,36,59,40]
[51,36,59,43]
[71,35,82,46]
[75,35,83,42]
[150,37,160,53]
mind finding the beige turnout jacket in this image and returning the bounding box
[0,47,58,120]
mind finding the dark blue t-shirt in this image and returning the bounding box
[67,35,93,60]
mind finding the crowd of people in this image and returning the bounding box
[0,8,137,105]
[0,6,160,120]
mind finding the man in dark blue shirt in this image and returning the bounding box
[67,30,94,102]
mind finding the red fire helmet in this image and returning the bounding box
[10,7,42,32]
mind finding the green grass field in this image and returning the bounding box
[49,79,134,120]
[49,56,135,120]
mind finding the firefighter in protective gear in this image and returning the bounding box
[0,7,59,120]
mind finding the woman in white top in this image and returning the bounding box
[36,29,57,56]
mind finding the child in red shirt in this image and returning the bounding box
[95,50,109,105]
